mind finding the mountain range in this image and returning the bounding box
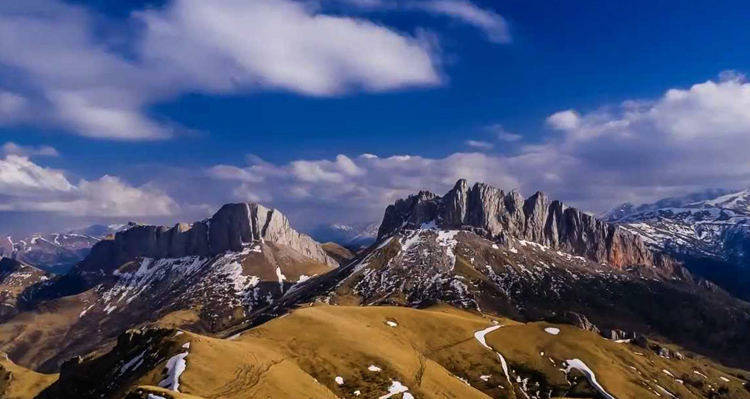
[601,188,750,300]
[310,222,380,250]
[0,224,126,274]
[1,180,750,399]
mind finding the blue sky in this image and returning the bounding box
[2,0,750,235]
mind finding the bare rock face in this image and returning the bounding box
[377,179,678,272]
[553,311,600,334]
[78,203,336,275]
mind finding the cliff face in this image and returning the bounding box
[79,203,336,274]
[378,179,677,271]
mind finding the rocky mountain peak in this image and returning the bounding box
[78,203,336,275]
[377,179,676,271]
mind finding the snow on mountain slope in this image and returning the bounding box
[602,188,750,299]
[311,222,379,250]
[287,181,750,369]
[0,224,128,274]
[0,203,338,373]
[0,257,50,322]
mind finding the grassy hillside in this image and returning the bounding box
[0,354,57,399]
[36,304,750,399]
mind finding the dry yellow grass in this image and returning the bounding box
[0,293,89,370]
[486,322,750,399]
[0,354,57,399]
[160,305,748,399]
[118,304,511,399]
[8,303,749,399]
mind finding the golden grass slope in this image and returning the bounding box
[486,322,750,399]
[30,303,750,399]
[0,353,57,399]
[81,304,747,399]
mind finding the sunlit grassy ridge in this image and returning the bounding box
[32,304,749,399]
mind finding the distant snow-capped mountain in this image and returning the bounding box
[310,222,379,250]
[601,188,750,299]
[0,224,126,273]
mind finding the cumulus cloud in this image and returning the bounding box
[0,155,177,217]
[0,155,73,195]
[1,142,59,158]
[6,69,749,232]
[192,71,750,227]
[0,0,441,140]
[546,110,580,131]
[521,71,750,210]
[195,152,519,229]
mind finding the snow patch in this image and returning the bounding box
[544,327,560,335]
[474,325,512,386]
[378,380,410,399]
[276,267,287,292]
[158,352,189,392]
[564,359,615,399]
[436,230,459,269]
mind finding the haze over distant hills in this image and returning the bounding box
[310,222,379,250]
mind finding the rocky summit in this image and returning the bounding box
[379,179,677,272]
[79,203,336,277]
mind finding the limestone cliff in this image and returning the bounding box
[78,203,336,274]
[377,179,677,271]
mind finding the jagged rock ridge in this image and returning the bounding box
[378,179,676,271]
[79,203,336,275]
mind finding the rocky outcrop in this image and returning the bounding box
[78,203,336,275]
[601,328,635,341]
[552,311,600,334]
[377,179,678,271]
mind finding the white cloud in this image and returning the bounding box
[290,154,366,183]
[465,140,494,149]
[48,90,173,141]
[0,0,511,143]
[193,152,519,229]
[0,155,73,195]
[136,0,440,96]
[63,176,177,217]
[546,110,580,131]
[1,142,59,158]
[486,124,522,142]
[0,0,442,140]
[10,67,750,231]
[206,165,265,183]
[0,155,177,217]
[192,71,750,225]
[518,71,750,210]
[413,0,510,43]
